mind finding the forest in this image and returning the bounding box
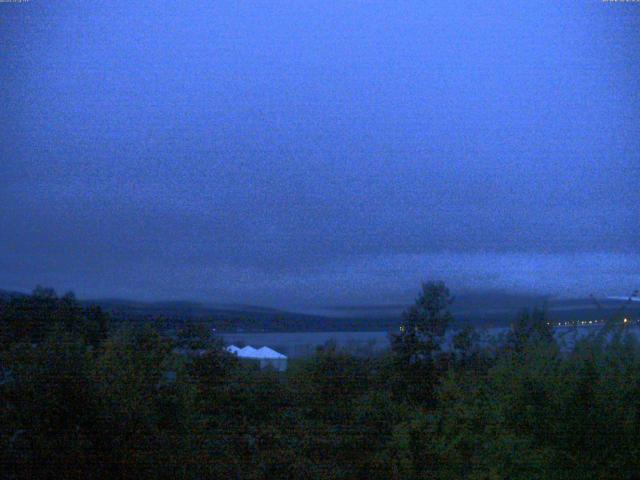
[2,283,640,479]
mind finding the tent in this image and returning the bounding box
[232,345,288,371]
[256,346,286,359]
[226,345,241,355]
[255,346,287,371]
[237,345,259,358]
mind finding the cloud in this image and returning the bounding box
[0,1,638,307]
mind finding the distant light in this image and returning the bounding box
[624,318,628,324]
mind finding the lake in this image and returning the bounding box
[221,330,393,357]
[222,324,640,358]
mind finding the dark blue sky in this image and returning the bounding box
[1,1,639,310]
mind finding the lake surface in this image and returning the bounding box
[221,330,393,357]
[222,325,640,358]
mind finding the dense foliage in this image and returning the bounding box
[1,284,639,479]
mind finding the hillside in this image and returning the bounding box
[2,289,638,333]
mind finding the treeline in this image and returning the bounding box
[2,283,640,479]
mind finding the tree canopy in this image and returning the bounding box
[2,284,639,479]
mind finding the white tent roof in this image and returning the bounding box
[256,346,287,359]
[226,345,240,354]
[237,345,260,358]
[235,345,286,359]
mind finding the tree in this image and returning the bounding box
[176,320,212,350]
[88,326,174,478]
[393,282,453,360]
[507,307,554,353]
[84,305,110,348]
[1,330,93,480]
[451,325,486,371]
[0,288,110,349]
[391,281,453,404]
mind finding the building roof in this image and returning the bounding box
[234,345,286,359]
[237,345,260,358]
[256,346,287,359]
[226,345,241,354]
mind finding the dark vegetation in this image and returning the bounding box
[2,283,640,479]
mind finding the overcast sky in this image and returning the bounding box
[1,1,639,310]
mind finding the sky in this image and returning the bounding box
[1,1,639,311]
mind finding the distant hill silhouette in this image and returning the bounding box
[0,289,28,301]
[1,288,638,333]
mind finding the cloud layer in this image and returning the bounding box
[1,1,638,309]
